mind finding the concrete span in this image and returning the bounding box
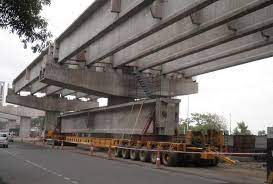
[7,0,273,133]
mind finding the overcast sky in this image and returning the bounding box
[0,0,272,134]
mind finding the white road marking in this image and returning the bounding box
[3,149,80,184]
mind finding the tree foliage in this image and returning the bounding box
[177,113,227,134]
[257,130,266,136]
[233,121,252,135]
[0,0,52,52]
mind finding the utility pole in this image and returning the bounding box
[229,113,232,135]
[186,95,190,131]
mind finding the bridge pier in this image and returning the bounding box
[19,117,31,138]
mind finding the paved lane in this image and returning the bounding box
[0,142,228,184]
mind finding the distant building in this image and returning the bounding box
[0,81,4,106]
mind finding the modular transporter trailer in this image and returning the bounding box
[52,99,234,167]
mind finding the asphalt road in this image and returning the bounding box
[0,142,229,184]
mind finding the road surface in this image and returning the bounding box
[0,142,229,184]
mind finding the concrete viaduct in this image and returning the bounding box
[0,105,45,137]
[6,0,273,135]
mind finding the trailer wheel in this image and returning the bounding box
[210,158,219,166]
[162,152,178,167]
[130,149,140,160]
[122,149,130,159]
[139,147,150,162]
[114,148,122,157]
[150,151,160,164]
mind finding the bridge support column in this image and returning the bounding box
[44,111,60,133]
[7,119,17,130]
[19,117,31,138]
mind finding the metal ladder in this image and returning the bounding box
[134,71,152,98]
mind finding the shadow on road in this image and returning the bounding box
[0,178,8,184]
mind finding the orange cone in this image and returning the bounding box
[90,143,94,156]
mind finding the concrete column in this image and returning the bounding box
[108,96,134,106]
[19,117,31,138]
[44,111,60,132]
[7,120,17,130]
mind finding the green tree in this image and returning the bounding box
[177,113,227,134]
[31,117,44,130]
[257,130,266,136]
[0,0,52,52]
[233,121,252,135]
[177,118,193,134]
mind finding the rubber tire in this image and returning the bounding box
[122,149,130,159]
[114,148,122,157]
[6,145,8,148]
[139,148,151,162]
[210,159,219,166]
[150,151,159,164]
[162,152,178,167]
[130,149,140,161]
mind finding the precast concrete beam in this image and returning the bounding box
[40,64,198,98]
[182,43,273,77]
[56,0,154,63]
[162,31,273,74]
[112,0,273,68]
[6,89,98,112]
[0,105,44,117]
[30,82,48,95]
[62,89,76,97]
[45,86,63,96]
[59,98,180,136]
[40,64,131,97]
[12,46,54,93]
[86,0,218,66]
[0,112,18,121]
[138,14,273,71]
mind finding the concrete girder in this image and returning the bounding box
[181,43,273,77]
[13,49,50,93]
[62,89,76,97]
[86,0,219,66]
[6,89,99,112]
[0,112,18,121]
[137,11,273,71]
[30,81,48,95]
[45,86,63,96]
[162,31,273,74]
[75,92,89,99]
[112,0,273,68]
[56,0,155,63]
[40,64,198,98]
[40,64,131,97]
[0,105,44,117]
[59,98,180,136]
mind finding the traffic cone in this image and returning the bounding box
[89,143,94,156]
[156,148,161,169]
